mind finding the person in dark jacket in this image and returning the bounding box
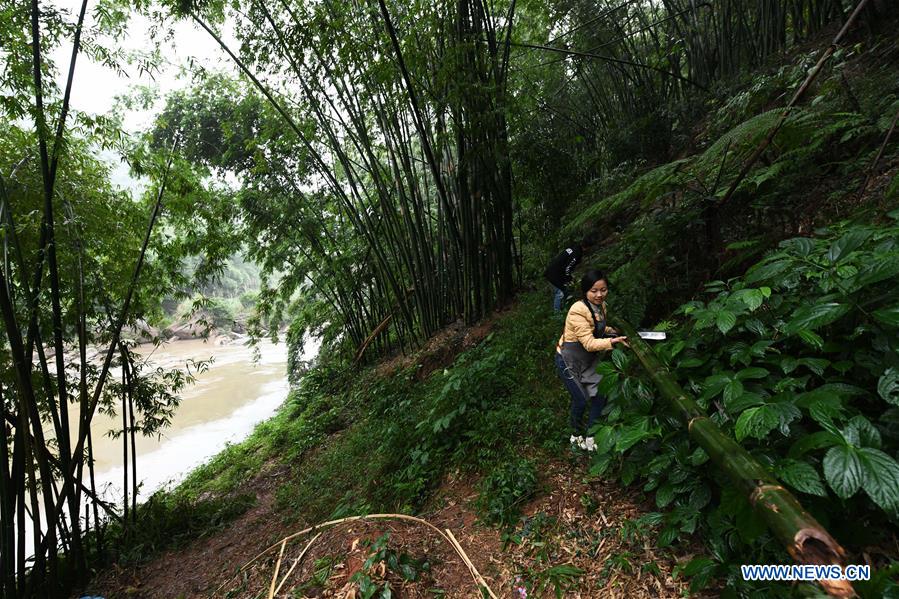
[544,234,596,311]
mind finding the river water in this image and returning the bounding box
[20,335,318,560]
[82,336,316,500]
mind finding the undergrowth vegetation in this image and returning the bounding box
[590,217,899,596]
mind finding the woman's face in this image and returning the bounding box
[586,279,609,305]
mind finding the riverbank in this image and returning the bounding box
[78,291,709,598]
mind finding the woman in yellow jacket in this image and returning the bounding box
[555,270,628,451]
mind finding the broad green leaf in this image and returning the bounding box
[878,368,899,406]
[780,356,799,374]
[771,402,802,435]
[745,259,790,283]
[850,260,899,290]
[594,426,617,454]
[776,459,827,497]
[735,405,780,441]
[656,483,676,508]
[780,237,815,257]
[823,445,863,499]
[723,379,744,405]
[689,484,712,509]
[736,367,768,380]
[787,430,841,458]
[716,310,737,334]
[873,305,899,327]
[732,288,764,311]
[598,371,619,395]
[783,302,850,335]
[678,357,705,368]
[689,447,709,466]
[589,453,614,477]
[858,447,899,518]
[808,395,844,427]
[797,329,824,349]
[827,229,870,263]
[844,416,881,449]
[743,318,766,337]
[615,420,656,452]
[727,392,765,415]
[611,348,628,371]
[797,358,829,376]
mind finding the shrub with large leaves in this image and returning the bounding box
[589,214,899,595]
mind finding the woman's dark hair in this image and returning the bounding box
[580,270,609,295]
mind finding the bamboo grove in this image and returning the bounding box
[0,1,227,595]
[157,0,519,359]
[0,0,894,596]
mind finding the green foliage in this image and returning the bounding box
[476,458,538,527]
[588,217,899,594]
[99,491,255,565]
[350,533,431,598]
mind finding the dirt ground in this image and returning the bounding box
[82,454,712,598]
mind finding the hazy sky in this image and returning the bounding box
[48,0,239,190]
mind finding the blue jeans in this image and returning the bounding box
[552,285,566,312]
[555,352,606,435]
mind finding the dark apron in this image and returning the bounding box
[559,300,606,399]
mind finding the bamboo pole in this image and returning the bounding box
[614,318,853,598]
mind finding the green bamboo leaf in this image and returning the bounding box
[783,302,850,335]
[823,445,863,499]
[878,368,899,406]
[858,447,899,518]
[873,305,899,327]
[827,229,870,263]
[716,310,737,334]
[775,459,827,497]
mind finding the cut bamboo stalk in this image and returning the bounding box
[614,319,853,597]
[267,540,287,599]
[272,532,322,597]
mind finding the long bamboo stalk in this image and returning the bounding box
[614,319,853,597]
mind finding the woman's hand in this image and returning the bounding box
[610,336,628,347]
